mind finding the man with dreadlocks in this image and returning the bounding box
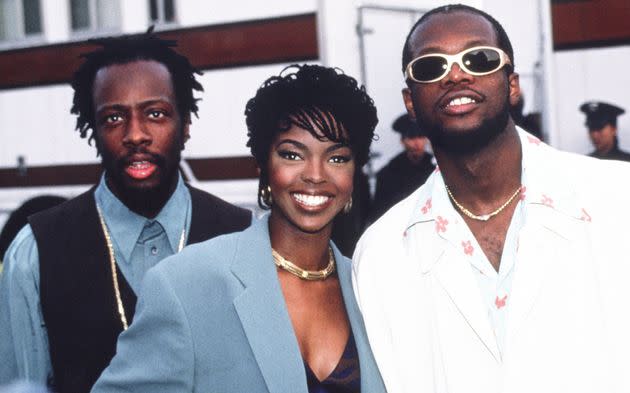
[0,30,251,392]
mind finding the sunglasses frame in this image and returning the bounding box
[404,46,512,84]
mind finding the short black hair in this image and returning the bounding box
[245,64,378,209]
[70,28,203,145]
[402,4,514,75]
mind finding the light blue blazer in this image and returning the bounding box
[92,216,386,393]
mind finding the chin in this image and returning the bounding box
[423,109,510,155]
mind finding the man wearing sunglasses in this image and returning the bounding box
[353,4,630,393]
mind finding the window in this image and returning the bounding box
[149,0,176,25]
[70,0,120,33]
[0,0,42,42]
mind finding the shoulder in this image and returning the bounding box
[155,229,243,280]
[356,181,427,260]
[188,186,251,222]
[2,225,40,287]
[188,186,248,213]
[28,189,95,231]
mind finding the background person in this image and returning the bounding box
[0,31,251,393]
[371,113,435,221]
[580,100,630,161]
[0,196,67,264]
[92,64,385,393]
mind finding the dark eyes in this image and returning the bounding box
[329,155,352,164]
[278,150,301,161]
[102,114,123,125]
[99,109,167,125]
[148,110,166,119]
[277,150,352,164]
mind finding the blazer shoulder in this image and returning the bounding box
[154,229,243,281]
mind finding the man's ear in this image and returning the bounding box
[402,88,417,121]
[508,72,521,107]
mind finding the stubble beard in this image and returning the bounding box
[98,144,181,215]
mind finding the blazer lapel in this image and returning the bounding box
[230,217,308,393]
[506,206,577,343]
[432,243,502,362]
[335,246,386,393]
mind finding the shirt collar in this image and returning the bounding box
[405,127,586,232]
[94,173,191,262]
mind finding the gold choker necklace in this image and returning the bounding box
[96,204,185,330]
[445,184,522,221]
[271,247,335,281]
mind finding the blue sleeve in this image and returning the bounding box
[91,264,194,393]
[0,225,52,384]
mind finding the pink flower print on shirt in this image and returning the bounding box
[580,208,592,222]
[495,294,508,309]
[435,216,449,233]
[462,240,474,256]
[541,194,554,208]
[527,135,541,145]
[421,198,432,214]
[519,186,527,201]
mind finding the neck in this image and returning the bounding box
[268,212,332,271]
[105,174,178,219]
[435,125,522,211]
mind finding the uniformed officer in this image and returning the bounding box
[371,114,436,221]
[580,101,630,161]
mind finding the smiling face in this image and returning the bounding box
[402,11,520,154]
[93,60,188,203]
[267,122,355,237]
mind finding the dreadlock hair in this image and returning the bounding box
[70,27,203,146]
[245,64,378,210]
[401,4,515,77]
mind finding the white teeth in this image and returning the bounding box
[293,193,331,207]
[130,161,149,168]
[448,97,476,107]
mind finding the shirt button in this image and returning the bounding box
[151,246,158,255]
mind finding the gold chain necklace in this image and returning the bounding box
[271,247,335,281]
[445,184,522,222]
[96,205,185,330]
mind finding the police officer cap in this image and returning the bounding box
[392,114,426,137]
[579,101,625,130]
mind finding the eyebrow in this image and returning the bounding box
[275,139,351,153]
[95,98,173,114]
[417,39,490,55]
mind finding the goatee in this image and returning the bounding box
[419,97,511,155]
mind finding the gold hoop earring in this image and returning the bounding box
[260,185,273,206]
[343,197,353,214]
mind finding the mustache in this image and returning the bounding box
[117,149,165,166]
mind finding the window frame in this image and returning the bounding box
[69,0,121,40]
[0,0,45,50]
[149,0,178,28]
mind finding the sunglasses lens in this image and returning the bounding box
[411,56,448,82]
[463,48,502,74]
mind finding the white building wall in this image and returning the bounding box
[1,0,628,227]
[553,46,630,155]
[178,0,316,26]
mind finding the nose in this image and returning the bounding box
[301,159,326,184]
[440,62,473,86]
[122,113,151,147]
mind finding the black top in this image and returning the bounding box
[588,144,630,162]
[305,333,361,393]
[371,151,435,221]
[29,186,251,393]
